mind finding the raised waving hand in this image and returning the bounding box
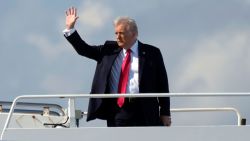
[65,7,79,30]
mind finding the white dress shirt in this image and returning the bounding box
[109,41,139,94]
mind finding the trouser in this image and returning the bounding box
[107,99,146,127]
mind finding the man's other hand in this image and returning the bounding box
[160,115,171,126]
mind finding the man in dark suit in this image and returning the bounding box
[64,7,171,126]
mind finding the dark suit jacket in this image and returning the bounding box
[65,31,170,126]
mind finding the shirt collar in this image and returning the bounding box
[122,40,138,55]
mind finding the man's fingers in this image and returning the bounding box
[73,8,75,15]
[72,7,77,17]
[66,8,71,16]
[74,8,77,17]
[66,7,77,16]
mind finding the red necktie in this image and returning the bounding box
[117,49,131,107]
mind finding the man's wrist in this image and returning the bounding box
[63,28,76,37]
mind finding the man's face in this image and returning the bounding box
[115,24,136,49]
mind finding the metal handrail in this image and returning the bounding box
[171,107,242,126]
[0,101,65,116]
[1,92,250,140]
[0,109,61,116]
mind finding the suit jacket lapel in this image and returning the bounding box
[108,47,122,69]
[105,41,122,65]
[138,41,146,85]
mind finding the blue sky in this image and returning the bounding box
[1,0,250,126]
